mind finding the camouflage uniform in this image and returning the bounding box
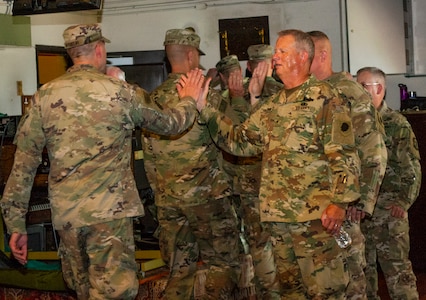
[144,71,240,300]
[245,44,283,107]
[216,52,283,299]
[0,24,199,300]
[361,101,421,300]
[326,72,387,300]
[201,75,361,299]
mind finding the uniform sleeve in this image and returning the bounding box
[0,93,45,234]
[350,92,387,215]
[316,91,361,205]
[395,118,421,210]
[200,99,264,158]
[133,86,198,136]
[141,132,158,194]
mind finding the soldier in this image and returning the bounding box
[142,28,241,299]
[214,54,249,195]
[0,23,203,300]
[356,66,421,300]
[197,29,361,299]
[215,54,280,299]
[308,30,387,300]
[246,44,283,101]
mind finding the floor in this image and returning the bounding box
[378,268,426,300]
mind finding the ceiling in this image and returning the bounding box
[101,0,313,15]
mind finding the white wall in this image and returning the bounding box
[0,3,99,116]
[101,0,344,72]
[1,0,425,116]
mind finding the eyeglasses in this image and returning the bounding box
[360,82,380,88]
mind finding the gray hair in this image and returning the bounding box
[277,29,315,64]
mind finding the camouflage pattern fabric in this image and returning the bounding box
[201,75,361,223]
[361,101,421,300]
[342,219,367,300]
[326,72,387,300]
[218,83,280,299]
[0,64,198,234]
[201,75,360,298]
[269,219,349,299]
[163,28,205,55]
[157,200,240,300]
[63,23,110,49]
[247,44,274,61]
[244,76,283,109]
[327,72,387,216]
[143,73,240,299]
[57,218,139,300]
[145,73,233,207]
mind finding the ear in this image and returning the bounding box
[319,50,327,62]
[377,83,384,95]
[187,49,195,65]
[300,50,309,63]
[95,42,104,59]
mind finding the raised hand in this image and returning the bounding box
[177,68,204,100]
[249,61,269,105]
[228,69,245,98]
[176,68,207,111]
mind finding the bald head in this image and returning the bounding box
[165,44,200,73]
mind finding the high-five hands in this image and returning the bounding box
[177,68,211,111]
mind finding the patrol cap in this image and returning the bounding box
[164,28,205,55]
[215,55,240,74]
[63,24,110,49]
[247,44,273,61]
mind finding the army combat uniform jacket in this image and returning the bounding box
[144,73,233,208]
[201,75,360,223]
[1,64,198,233]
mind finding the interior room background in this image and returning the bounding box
[0,0,425,116]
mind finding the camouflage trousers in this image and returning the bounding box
[361,207,419,300]
[268,219,349,300]
[157,197,241,300]
[233,162,281,299]
[344,220,367,300]
[239,194,281,300]
[57,218,139,300]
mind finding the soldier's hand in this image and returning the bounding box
[387,205,407,218]
[321,203,346,235]
[346,205,365,223]
[106,66,126,81]
[177,68,205,104]
[228,69,245,98]
[249,61,268,105]
[9,232,28,265]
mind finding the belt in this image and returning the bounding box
[221,150,262,165]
